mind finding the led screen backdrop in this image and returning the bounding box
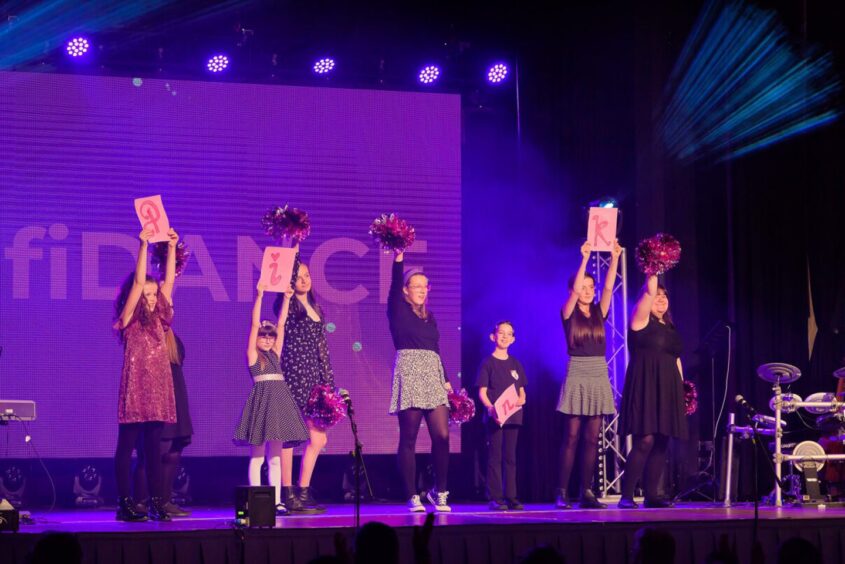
[0,72,461,458]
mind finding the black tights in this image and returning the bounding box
[397,406,450,497]
[621,433,670,500]
[134,439,186,502]
[558,414,602,496]
[115,422,164,499]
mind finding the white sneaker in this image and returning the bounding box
[407,495,425,512]
[426,489,451,513]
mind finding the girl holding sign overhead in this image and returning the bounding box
[555,240,621,510]
[389,248,454,513]
[233,282,309,515]
[477,321,527,511]
[113,227,179,522]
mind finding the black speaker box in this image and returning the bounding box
[235,486,275,527]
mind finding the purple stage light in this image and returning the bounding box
[487,63,509,84]
[313,57,336,75]
[207,55,229,73]
[66,37,90,58]
[418,65,441,85]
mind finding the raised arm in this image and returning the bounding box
[246,283,265,366]
[562,242,592,320]
[159,228,179,305]
[630,274,658,331]
[272,287,294,357]
[388,249,405,313]
[119,229,153,328]
[598,240,622,318]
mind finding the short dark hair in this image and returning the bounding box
[493,320,515,335]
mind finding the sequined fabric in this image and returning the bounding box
[117,292,177,423]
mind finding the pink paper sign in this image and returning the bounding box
[586,207,618,252]
[259,247,297,293]
[134,195,171,243]
[494,384,521,426]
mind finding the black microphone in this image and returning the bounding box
[338,388,354,415]
[735,394,757,416]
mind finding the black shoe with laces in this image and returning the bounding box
[298,486,327,514]
[148,497,172,522]
[116,497,148,522]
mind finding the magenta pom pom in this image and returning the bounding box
[368,213,416,251]
[150,241,190,278]
[635,233,682,276]
[447,388,476,426]
[304,383,347,430]
[261,204,312,242]
[683,380,698,416]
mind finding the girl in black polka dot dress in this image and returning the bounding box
[233,282,309,515]
[272,249,335,514]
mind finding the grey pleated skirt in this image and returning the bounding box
[557,356,616,416]
[389,349,449,414]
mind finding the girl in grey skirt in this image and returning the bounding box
[555,240,621,509]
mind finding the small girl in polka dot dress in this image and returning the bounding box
[233,282,309,515]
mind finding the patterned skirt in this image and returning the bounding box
[557,356,616,416]
[233,380,310,447]
[389,349,449,414]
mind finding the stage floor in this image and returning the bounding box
[11,501,845,534]
[6,502,845,564]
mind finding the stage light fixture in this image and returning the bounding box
[313,57,336,75]
[487,63,509,84]
[207,54,229,73]
[65,37,90,58]
[0,466,25,508]
[418,65,441,85]
[73,465,103,508]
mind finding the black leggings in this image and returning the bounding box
[621,433,670,500]
[397,406,450,497]
[134,438,187,502]
[114,422,164,499]
[558,414,602,496]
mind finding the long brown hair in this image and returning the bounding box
[113,271,159,343]
[566,273,606,349]
[653,284,674,327]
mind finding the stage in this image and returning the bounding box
[3,502,845,564]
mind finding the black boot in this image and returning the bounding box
[283,486,319,514]
[116,497,148,522]
[148,497,172,521]
[298,487,327,514]
[579,489,607,509]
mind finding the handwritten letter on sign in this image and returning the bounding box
[259,247,297,293]
[586,207,618,252]
[134,195,171,243]
[494,384,521,426]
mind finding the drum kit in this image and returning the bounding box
[724,362,845,507]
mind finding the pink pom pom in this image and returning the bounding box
[150,241,190,278]
[635,233,681,276]
[447,388,476,426]
[304,384,347,430]
[683,380,698,416]
[368,213,416,251]
[261,204,312,242]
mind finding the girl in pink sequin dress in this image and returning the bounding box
[113,227,179,522]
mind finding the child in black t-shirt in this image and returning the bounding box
[477,320,527,510]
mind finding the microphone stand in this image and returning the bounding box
[344,396,373,531]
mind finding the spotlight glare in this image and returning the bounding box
[313,57,336,75]
[66,37,90,58]
[418,65,441,85]
[487,63,509,84]
[207,54,229,73]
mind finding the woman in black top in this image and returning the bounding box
[388,249,453,513]
[618,274,687,508]
[556,240,620,509]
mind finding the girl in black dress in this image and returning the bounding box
[272,248,335,514]
[618,274,687,508]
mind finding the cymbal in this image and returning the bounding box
[756,362,801,384]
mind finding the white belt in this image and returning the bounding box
[254,374,284,383]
